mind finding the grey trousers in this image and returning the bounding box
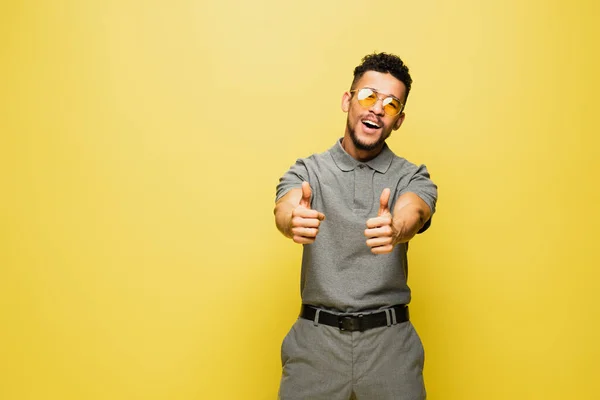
[278,314,426,400]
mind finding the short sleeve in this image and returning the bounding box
[398,164,438,233]
[275,159,309,202]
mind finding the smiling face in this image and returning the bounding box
[341,71,407,160]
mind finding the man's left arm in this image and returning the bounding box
[390,192,432,244]
[365,163,437,254]
[365,189,433,254]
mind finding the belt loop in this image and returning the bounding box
[390,307,397,325]
[313,309,321,327]
[384,309,391,327]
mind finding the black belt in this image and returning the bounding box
[300,304,409,332]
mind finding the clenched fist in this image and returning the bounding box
[365,188,397,254]
[290,181,326,244]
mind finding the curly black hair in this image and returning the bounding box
[351,52,412,104]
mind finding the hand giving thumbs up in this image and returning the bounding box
[290,181,326,244]
[364,188,397,254]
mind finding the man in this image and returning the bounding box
[274,52,438,400]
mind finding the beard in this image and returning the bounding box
[347,119,389,151]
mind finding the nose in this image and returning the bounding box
[370,98,385,116]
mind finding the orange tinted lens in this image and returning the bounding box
[356,88,377,107]
[383,97,401,116]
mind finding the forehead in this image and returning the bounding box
[354,71,406,100]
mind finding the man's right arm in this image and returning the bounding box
[274,182,325,244]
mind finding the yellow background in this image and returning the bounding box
[2,0,599,399]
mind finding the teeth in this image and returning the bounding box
[362,120,380,128]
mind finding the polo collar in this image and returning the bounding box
[330,138,393,173]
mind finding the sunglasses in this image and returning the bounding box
[350,87,404,117]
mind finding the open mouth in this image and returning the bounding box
[361,119,381,129]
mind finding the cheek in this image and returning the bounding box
[387,117,400,130]
[349,105,363,122]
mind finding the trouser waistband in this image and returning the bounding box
[300,304,409,332]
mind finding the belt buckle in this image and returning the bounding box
[338,314,364,332]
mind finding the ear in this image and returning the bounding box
[341,91,351,113]
[393,112,406,130]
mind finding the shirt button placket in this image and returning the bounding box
[353,164,373,212]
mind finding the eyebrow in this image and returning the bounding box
[363,87,401,102]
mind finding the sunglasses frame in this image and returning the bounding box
[350,87,404,116]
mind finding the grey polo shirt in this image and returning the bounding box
[276,139,437,312]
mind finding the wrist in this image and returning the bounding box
[391,215,417,244]
[275,202,295,239]
[284,215,294,238]
[391,225,404,246]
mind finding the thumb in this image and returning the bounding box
[299,181,312,208]
[378,188,391,216]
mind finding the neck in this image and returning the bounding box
[341,135,384,162]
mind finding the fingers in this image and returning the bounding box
[366,232,394,254]
[364,225,393,238]
[378,188,391,216]
[292,216,321,228]
[370,244,394,254]
[291,183,324,245]
[293,235,317,244]
[299,181,312,208]
[293,207,325,220]
[291,214,323,240]
[366,236,393,247]
[365,211,395,254]
[365,215,392,229]
[292,227,319,238]
[291,215,320,244]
